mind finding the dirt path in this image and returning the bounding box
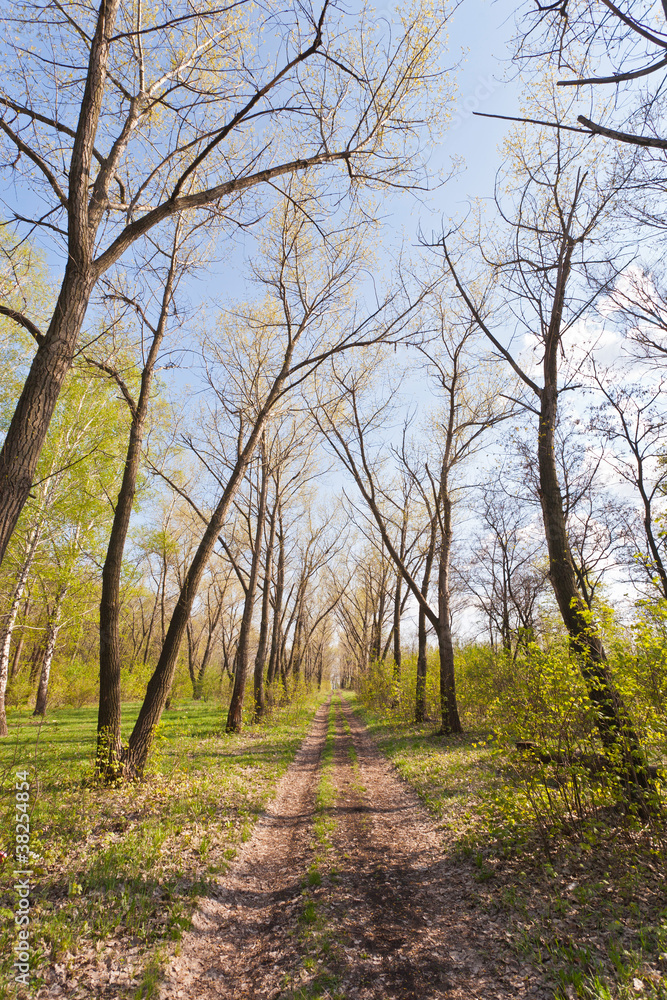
[163,696,547,999]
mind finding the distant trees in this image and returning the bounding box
[461,489,547,657]
[590,367,667,601]
[315,299,512,732]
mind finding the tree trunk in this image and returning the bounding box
[266,514,285,687]
[226,455,270,732]
[33,593,65,717]
[254,495,277,720]
[97,255,176,780]
[538,293,655,810]
[0,525,41,736]
[186,622,198,697]
[436,494,462,735]
[372,582,386,663]
[415,528,436,724]
[390,572,402,707]
[290,604,305,682]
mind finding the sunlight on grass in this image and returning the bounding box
[0,693,323,998]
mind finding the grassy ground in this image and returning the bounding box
[351,693,667,1000]
[0,692,324,999]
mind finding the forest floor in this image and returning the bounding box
[2,692,664,999]
[0,696,322,1000]
[164,693,555,1000]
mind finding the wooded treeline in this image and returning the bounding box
[0,0,666,809]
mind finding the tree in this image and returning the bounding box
[591,372,667,600]
[315,305,511,733]
[514,0,667,150]
[120,193,426,776]
[443,116,657,811]
[461,489,547,656]
[0,0,452,569]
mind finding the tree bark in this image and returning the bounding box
[97,247,178,779]
[254,493,277,720]
[226,452,270,732]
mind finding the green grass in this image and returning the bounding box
[0,693,323,999]
[312,700,337,853]
[353,693,667,1000]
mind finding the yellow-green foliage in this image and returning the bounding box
[359,619,667,844]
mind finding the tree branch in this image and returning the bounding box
[0,305,45,345]
[576,115,667,149]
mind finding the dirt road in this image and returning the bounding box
[163,695,547,999]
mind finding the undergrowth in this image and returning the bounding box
[352,677,667,1000]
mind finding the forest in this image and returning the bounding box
[0,0,666,998]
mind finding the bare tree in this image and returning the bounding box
[315,307,511,733]
[442,120,657,810]
[461,489,547,656]
[0,0,452,568]
[591,372,667,599]
[119,195,427,776]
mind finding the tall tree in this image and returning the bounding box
[0,0,452,568]
[443,113,657,810]
[121,194,427,776]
